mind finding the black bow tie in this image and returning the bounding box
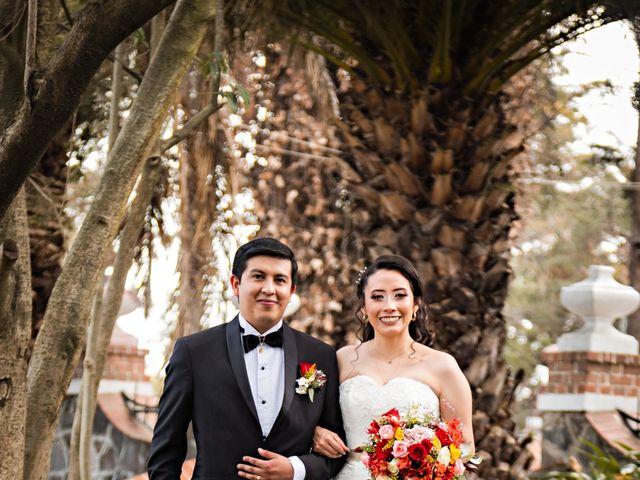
[242,328,284,353]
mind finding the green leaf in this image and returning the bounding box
[219,91,238,113]
[233,84,251,106]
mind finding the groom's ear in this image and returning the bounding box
[230,275,240,296]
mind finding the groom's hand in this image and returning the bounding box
[237,448,294,480]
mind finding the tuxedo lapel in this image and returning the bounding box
[273,324,298,428]
[225,316,259,423]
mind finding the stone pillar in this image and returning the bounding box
[537,265,640,468]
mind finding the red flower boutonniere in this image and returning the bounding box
[295,362,326,402]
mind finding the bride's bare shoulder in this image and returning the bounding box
[419,347,461,373]
[337,344,360,362]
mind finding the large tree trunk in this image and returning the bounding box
[22,1,215,477]
[0,4,31,477]
[0,189,32,480]
[247,47,530,479]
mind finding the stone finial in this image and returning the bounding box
[558,265,639,354]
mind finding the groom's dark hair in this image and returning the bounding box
[232,237,299,285]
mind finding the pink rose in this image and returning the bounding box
[379,425,395,440]
[360,452,370,467]
[453,459,465,476]
[392,441,408,458]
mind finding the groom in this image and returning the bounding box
[148,237,345,479]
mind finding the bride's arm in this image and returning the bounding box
[312,346,355,458]
[313,426,349,458]
[437,352,475,449]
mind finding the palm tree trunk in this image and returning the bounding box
[169,10,227,348]
[248,46,530,479]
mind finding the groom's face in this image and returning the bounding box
[230,255,296,333]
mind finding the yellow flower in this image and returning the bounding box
[395,428,404,441]
[450,444,461,462]
[432,437,441,450]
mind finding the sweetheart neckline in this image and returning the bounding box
[340,374,439,398]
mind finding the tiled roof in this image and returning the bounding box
[586,410,640,454]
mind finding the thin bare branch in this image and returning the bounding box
[160,100,222,152]
[108,43,125,151]
[59,0,72,26]
[24,0,37,89]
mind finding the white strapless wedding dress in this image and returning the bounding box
[334,375,440,480]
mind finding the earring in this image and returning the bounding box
[411,312,416,321]
[363,314,368,322]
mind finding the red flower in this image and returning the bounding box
[381,408,400,418]
[408,443,427,462]
[421,438,433,453]
[375,443,390,460]
[436,427,452,446]
[299,362,315,376]
[368,420,380,436]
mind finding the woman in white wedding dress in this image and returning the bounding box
[313,255,474,480]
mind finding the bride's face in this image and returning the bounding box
[362,269,419,338]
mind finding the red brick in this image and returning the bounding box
[599,385,612,394]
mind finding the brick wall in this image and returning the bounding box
[540,351,640,397]
[102,344,149,383]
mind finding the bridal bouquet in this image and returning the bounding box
[357,405,476,480]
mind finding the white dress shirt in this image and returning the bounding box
[238,315,306,480]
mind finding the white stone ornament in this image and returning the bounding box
[558,265,639,354]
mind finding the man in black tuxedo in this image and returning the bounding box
[148,237,345,480]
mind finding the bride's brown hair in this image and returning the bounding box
[355,255,434,346]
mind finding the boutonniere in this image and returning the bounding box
[295,362,327,402]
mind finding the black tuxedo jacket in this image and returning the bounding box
[148,317,345,479]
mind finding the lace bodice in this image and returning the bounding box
[340,375,440,448]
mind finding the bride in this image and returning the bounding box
[313,255,474,479]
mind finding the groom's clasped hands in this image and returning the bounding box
[237,448,294,480]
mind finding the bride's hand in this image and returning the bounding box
[312,426,349,459]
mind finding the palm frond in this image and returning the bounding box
[235,0,620,96]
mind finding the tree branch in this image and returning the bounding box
[159,99,222,152]
[59,0,72,27]
[24,0,37,88]
[0,0,176,222]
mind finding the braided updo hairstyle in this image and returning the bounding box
[355,255,434,346]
